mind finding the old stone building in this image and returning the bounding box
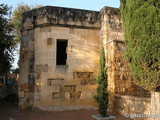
[19,5,151,115]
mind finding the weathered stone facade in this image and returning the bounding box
[100,7,151,115]
[115,95,151,119]
[19,6,151,114]
[19,6,100,111]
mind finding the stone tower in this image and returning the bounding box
[19,6,150,113]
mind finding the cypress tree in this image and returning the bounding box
[94,46,108,117]
[120,0,160,91]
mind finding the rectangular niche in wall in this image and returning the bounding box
[73,72,96,85]
[47,78,64,86]
[63,85,81,99]
[47,38,52,45]
[63,85,77,92]
[70,27,74,34]
[56,39,68,65]
[70,91,81,98]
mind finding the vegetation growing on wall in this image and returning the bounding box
[120,0,160,91]
[94,46,108,117]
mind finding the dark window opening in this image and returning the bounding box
[56,40,68,65]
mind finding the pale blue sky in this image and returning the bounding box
[1,0,120,11]
[1,0,120,68]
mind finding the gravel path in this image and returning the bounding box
[0,103,132,120]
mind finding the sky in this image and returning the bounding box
[1,0,120,69]
[1,0,120,11]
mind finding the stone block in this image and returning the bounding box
[36,64,48,72]
[40,26,51,32]
[55,65,68,73]
[19,83,28,91]
[19,91,25,97]
[66,45,75,53]
[34,93,41,101]
[52,80,62,86]
[23,22,33,29]
[48,79,64,86]
[52,92,61,99]
[36,18,48,25]
[81,78,96,85]
[73,72,96,85]
[70,91,81,98]
[63,85,76,92]
[80,72,93,80]
[65,92,70,99]
[52,86,61,93]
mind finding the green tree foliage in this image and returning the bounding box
[11,3,31,43]
[0,4,16,75]
[12,3,42,43]
[120,0,160,91]
[94,46,108,117]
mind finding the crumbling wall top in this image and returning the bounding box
[100,6,121,17]
[22,6,101,30]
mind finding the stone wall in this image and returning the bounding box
[19,5,152,114]
[22,6,100,30]
[100,6,151,114]
[115,95,151,120]
[151,92,160,120]
[33,25,100,111]
[19,28,35,109]
[19,6,101,110]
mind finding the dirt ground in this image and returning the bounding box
[0,103,132,120]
